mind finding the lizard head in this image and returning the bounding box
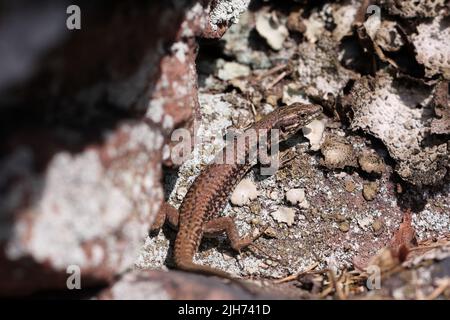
[274,103,322,140]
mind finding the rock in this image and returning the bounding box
[271,207,296,226]
[97,269,275,299]
[230,179,258,206]
[303,119,327,151]
[218,62,251,81]
[209,0,251,31]
[381,0,448,18]
[295,38,354,97]
[302,11,326,44]
[344,179,356,193]
[286,188,305,204]
[358,151,385,175]
[430,81,450,135]
[357,216,374,229]
[372,218,384,236]
[285,188,309,209]
[339,221,350,233]
[0,122,164,296]
[256,12,288,51]
[269,190,280,200]
[347,71,449,186]
[363,182,379,201]
[331,2,358,41]
[282,83,310,105]
[0,1,244,297]
[264,226,278,238]
[320,135,358,169]
[411,15,450,79]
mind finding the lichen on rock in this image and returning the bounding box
[347,71,449,186]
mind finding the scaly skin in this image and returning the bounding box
[154,103,322,280]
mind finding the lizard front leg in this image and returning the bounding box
[202,217,266,252]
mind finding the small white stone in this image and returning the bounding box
[269,190,279,200]
[299,199,310,209]
[217,62,250,81]
[357,216,373,229]
[230,179,258,206]
[286,188,306,206]
[302,119,326,151]
[271,206,296,226]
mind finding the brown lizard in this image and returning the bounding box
[151,103,322,281]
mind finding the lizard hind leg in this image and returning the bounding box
[149,202,180,233]
[202,216,263,252]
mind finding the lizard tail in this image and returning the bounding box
[176,260,234,280]
[175,260,258,295]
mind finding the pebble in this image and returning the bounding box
[302,119,326,151]
[358,151,385,175]
[249,202,261,214]
[264,226,278,238]
[339,221,350,233]
[217,62,250,81]
[320,135,357,169]
[363,181,379,201]
[372,218,384,235]
[231,179,258,206]
[266,95,279,106]
[286,188,306,206]
[344,179,356,192]
[335,214,347,222]
[271,206,296,226]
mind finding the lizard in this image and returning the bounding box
[150,102,322,281]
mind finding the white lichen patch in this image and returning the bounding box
[209,0,250,31]
[296,38,354,97]
[146,98,165,123]
[7,151,133,269]
[3,120,164,279]
[411,15,450,79]
[171,41,189,64]
[285,188,309,209]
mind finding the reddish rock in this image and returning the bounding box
[0,1,246,296]
[97,270,274,300]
